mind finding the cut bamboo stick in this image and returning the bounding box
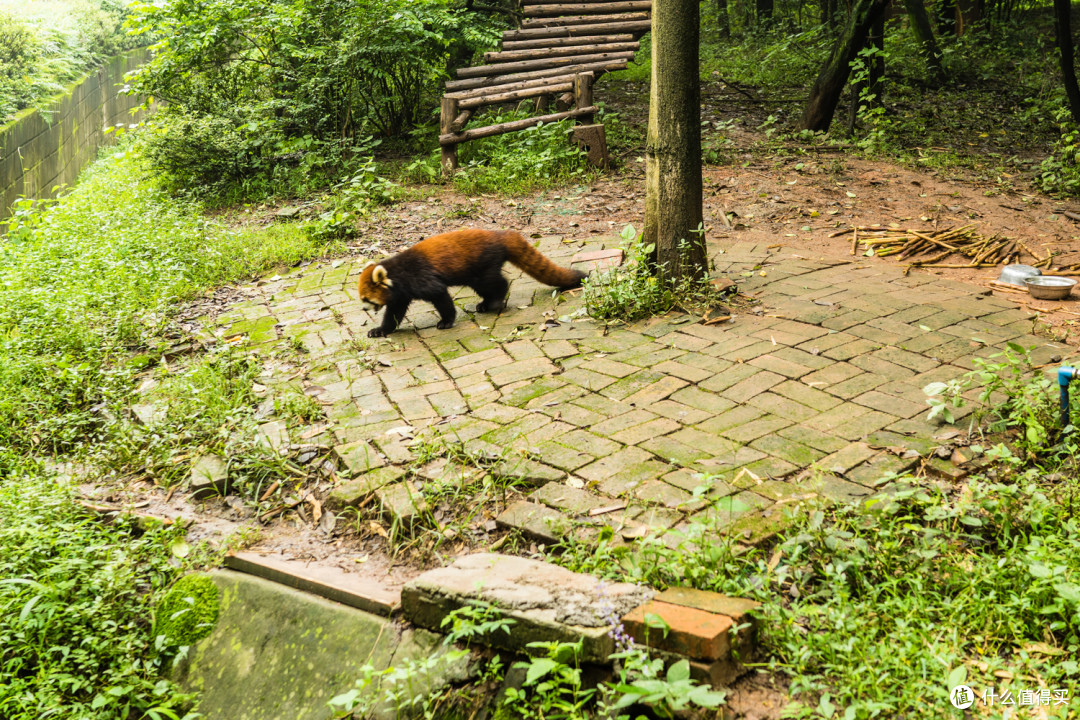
[445,60,626,91]
[503,19,652,40]
[457,81,574,109]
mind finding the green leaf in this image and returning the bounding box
[666,659,691,683]
[524,658,558,686]
[947,665,967,688]
[923,382,948,396]
[1055,582,1080,605]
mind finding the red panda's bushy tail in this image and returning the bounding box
[501,232,586,288]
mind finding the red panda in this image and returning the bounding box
[357,228,586,337]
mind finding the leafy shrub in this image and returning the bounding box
[923,342,1062,457]
[584,223,728,322]
[126,0,500,196]
[404,111,594,194]
[1037,107,1080,197]
[0,471,196,719]
[0,1,139,122]
[0,12,42,118]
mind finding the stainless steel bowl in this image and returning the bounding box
[998,264,1041,287]
[1024,275,1077,300]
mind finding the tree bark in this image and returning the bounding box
[644,0,705,283]
[756,0,774,25]
[799,0,891,132]
[846,13,884,136]
[716,0,729,37]
[903,0,945,84]
[937,0,956,34]
[1055,0,1080,122]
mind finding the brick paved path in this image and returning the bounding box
[210,239,1069,547]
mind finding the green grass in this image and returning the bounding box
[0,468,199,720]
[0,140,339,717]
[0,143,330,455]
[402,110,597,195]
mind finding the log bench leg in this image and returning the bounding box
[440,97,460,176]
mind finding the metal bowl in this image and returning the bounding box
[1024,275,1077,300]
[998,264,1041,287]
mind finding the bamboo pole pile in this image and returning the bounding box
[830,225,1056,270]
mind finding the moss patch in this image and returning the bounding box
[155,573,221,647]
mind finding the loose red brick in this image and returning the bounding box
[622,600,734,661]
[656,587,761,653]
[655,587,761,622]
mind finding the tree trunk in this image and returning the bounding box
[799,0,891,132]
[716,0,729,37]
[903,0,945,84]
[1055,0,1080,122]
[756,0,774,25]
[644,0,705,283]
[937,0,956,34]
[846,14,884,136]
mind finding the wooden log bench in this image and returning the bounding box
[439,0,651,174]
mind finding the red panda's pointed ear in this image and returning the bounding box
[372,265,393,287]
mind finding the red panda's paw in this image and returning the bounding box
[436,319,455,330]
[474,300,505,313]
[368,328,388,338]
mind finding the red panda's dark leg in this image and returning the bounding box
[431,290,457,330]
[473,269,509,313]
[369,298,410,337]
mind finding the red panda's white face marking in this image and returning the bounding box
[358,262,393,311]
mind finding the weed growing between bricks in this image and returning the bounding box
[584,224,745,323]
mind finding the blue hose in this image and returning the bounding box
[1059,366,1078,428]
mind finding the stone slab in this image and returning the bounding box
[401,553,653,663]
[174,570,400,720]
[224,552,401,615]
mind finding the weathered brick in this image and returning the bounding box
[819,442,877,475]
[487,357,559,387]
[852,390,927,419]
[334,441,386,477]
[622,601,734,661]
[719,414,793,443]
[649,398,716,424]
[609,417,682,446]
[719,371,786,403]
[639,435,711,467]
[746,392,817,422]
[496,501,571,543]
[530,483,607,515]
[623,376,691,407]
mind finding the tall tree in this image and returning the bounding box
[903,0,946,84]
[1054,0,1080,122]
[644,0,706,283]
[757,0,774,25]
[799,0,891,132]
[716,0,730,37]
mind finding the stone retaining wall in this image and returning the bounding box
[0,47,151,223]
